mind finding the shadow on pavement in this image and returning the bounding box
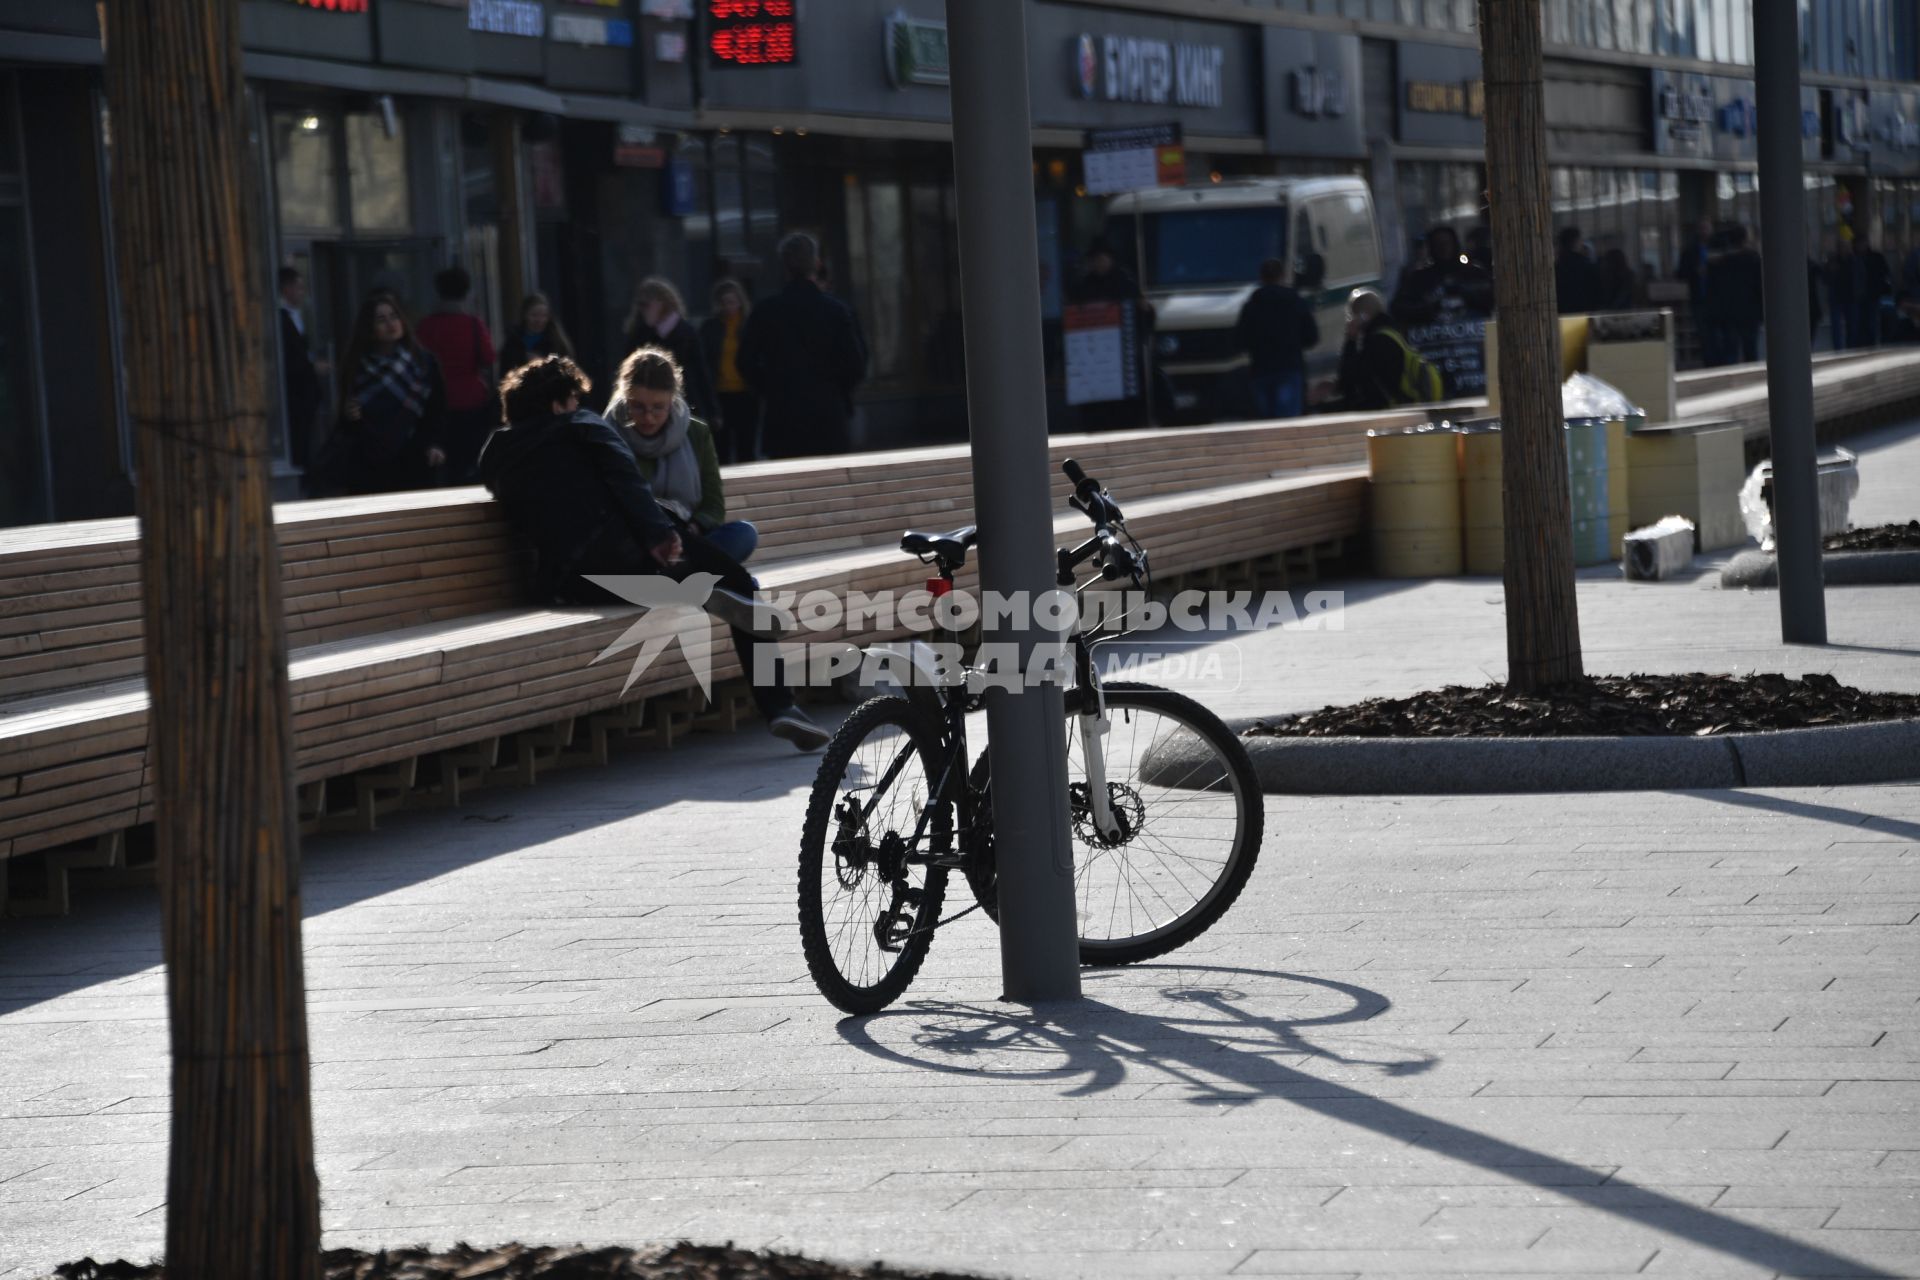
[1683,788,1920,843]
[838,963,1895,1280]
[0,717,830,1015]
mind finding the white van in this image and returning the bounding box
[1102,175,1383,422]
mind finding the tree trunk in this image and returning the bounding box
[1479,0,1584,691]
[103,2,322,1275]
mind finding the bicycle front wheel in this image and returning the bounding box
[798,696,952,1014]
[968,682,1262,966]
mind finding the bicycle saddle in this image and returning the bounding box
[900,525,978,570]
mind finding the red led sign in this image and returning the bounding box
[707,0,797,68]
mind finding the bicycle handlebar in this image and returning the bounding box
[1061,457,1124,528]
[1058,458,1145,587]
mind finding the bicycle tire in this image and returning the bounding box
[798,695,952,1014]
[964,681,1263,967]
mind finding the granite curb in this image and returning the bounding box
[1721,548,1920,587]
[1218,716,1920,794]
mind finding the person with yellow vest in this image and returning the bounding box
[700,277,760,463]
[1329,288,1443,411]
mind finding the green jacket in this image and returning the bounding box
[629,415,726,531]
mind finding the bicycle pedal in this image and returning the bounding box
[873,902,914,952]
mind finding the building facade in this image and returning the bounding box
[2,0,1917,523]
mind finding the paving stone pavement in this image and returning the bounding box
[0,422,1917,1280]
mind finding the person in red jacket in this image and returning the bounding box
[414,264,497,484]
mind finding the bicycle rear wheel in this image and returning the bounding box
[966,681,1262,966]
[798,696,952,1014]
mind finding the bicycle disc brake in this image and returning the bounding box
[1068,780,1146,848]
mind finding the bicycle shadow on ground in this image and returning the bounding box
[837,963,1895,1279]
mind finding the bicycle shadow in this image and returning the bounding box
[837,963,1895,1279]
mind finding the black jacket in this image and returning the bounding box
[737,279,868,458]
[1335,315,1410,412]
[1235,284,1319,376]
[1706,248,1765,328]
[1390,259,1494,326]
[478,408,676,598]
[627,317,718,427]
[279,307,322,465]
[1555,249,1603,314]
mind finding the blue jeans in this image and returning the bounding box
[1250,371,1305,420]
[702,519,759,565]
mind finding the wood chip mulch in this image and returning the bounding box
[1244,673,1920,739]
[1825,521,1920,551]
[47,1243,991,1280]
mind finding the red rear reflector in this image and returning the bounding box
[927,578,953,597]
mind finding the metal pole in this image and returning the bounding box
[1755,1,1827,645]
[946,0,1083,1003]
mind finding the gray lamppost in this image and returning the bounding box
[947,0,1083,1002]
[1755,1,1828,644]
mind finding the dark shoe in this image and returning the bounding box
[768,707,830,751]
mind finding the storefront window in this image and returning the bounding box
[345,111,410,234]
[273,108,341,234]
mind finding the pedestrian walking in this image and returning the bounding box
[1554,226,1602,314]
[277,266,328,482]
[623,277,718,428]
[700,278,760,464]
[1234,257,1318,420]
[1704,225,1763,365]
[604,345,758,565]
[498,292,575,374]
[1858,236,1892,348]
[414,264,497,483]
[1827,235,1863,351]
[477,354,828,751]
[313,290,447,496]
[738,232,868,459]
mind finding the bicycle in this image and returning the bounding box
[797,458,1265,1015]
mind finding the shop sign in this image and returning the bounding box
[1395,42,1484,148]
[1404,77,1482,118]
[1261,27,1364,159]
[1869,92,1920,176]
[1071,33,1225,109]
[1082,122,1184,197]
[664,154,698,215]
[470,0,542,37]
[707,0,796,67]
[1289,65,1346,120]
[1405,313,1487,399]
[1064,301,1140,405]
[615,125,666,167]
[640,0,693,14]
[551,11,633,46]
[290,0,370,12]
[886,13,949,89]
[1648,69,1712,158]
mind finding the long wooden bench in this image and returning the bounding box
[0,409,1422,909]
[9,349,1919,910]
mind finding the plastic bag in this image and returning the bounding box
[1740,450,1862,551]
[1561,372,1643,420]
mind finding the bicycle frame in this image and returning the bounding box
[857,548,1126,884]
